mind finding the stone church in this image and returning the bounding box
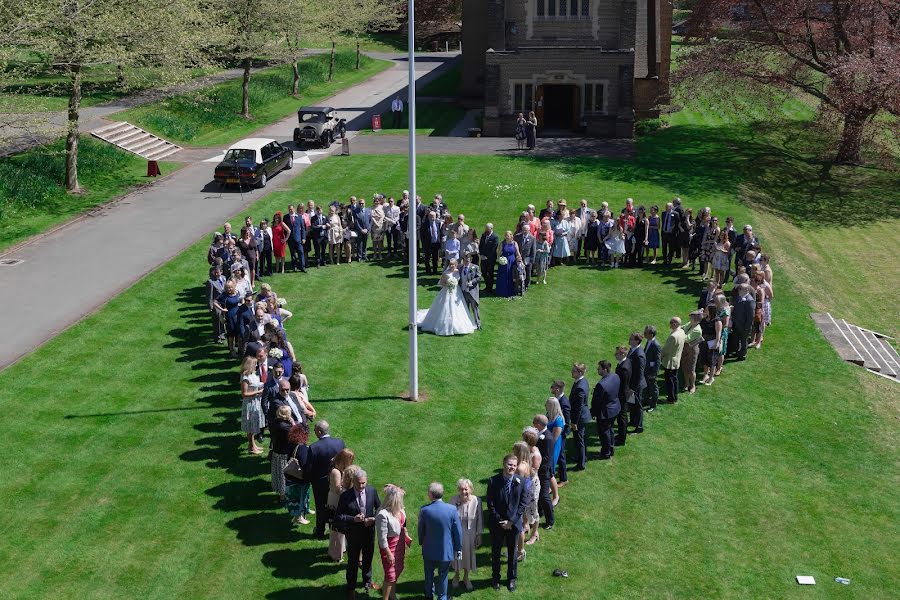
[461,0,672,137]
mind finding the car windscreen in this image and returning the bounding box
[224,149,256,161]
[299,113,325,123]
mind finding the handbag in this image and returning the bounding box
[283,444,304,480]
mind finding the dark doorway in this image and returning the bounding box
[541,84,576,130]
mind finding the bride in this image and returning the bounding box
[417,259,477,336]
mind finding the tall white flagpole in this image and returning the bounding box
[407,0,419,401]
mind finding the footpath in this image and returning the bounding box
[0,52,457,369]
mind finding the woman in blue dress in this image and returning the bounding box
[647,205,661,264]
[545,396,565,506]
[213,280,242,356]
[495,230,520,299]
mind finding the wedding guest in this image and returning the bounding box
[307,420,346,538]
[614,346,632,446]
[418,482,462,600]
[371,197,385,260]
[239,355,266,455]
[336,468,380,598]
[568,363,590,470]
[532,414,555,530]
[341,205,355,264]
[487,454,529,592]
[566,208,581,263]
[661,317,686,404]
[258,218,273,276]
[646,204,661,264]
[289,371,315,420]
[604,218,626,268]
[680,310,704,393]
[326,205,344,265]
[514,223,536,291]
[520,428,542,546]
[271,212,291,274]
[352,198,372,262]
[283,423,312,525]
[699,304,723,386]
[643,325,661,412]
[376,484,412,600]
[661,202,676,265]
[634,205,649,266]
[208,232,224,265]
[237,227,259,285]
[627,332,647,432]
[591,360,620,460]
[450,479,483,591]
[443,229,460,266]
[422,211,441,275]
[462,229,479,265]
[207,266,226,343]
[525,111,537,150]
[328,449,356,562]
[712,229,731,285]
[514,256,527,297]
[584,212,601,265]
[700,216,719,281]
[545,395,565,504]
[551,380,571,486]
[270,404,294,503]
[495,231,519,299]
[750,270,770,349]
[535,232,551,284]
[515,112,526,150]
[714,294,731,376]
[550,209,571,266]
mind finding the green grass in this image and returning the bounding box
[419,63,461,97]
[0,145,897,598]
[117,53,392,148]
[0,136,180,252]
[364,102,466,136]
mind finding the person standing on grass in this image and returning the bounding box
[371,195,385,261]
[258,219,273,276]
[306,420,346,539]
[479,224,500,294]
[521,428,542,547]
[661,317,686,404]
[239,355,266,456]
[270,404,294,504]
[680,310,704,393]
[715,294,731,377]
[545,396,566,504]
[643,325,661,412]
[487,454,529,592]
[591,360,621,460]
[376,484,412,600]
[514,223,536,291]
[207,266,226,343]
[419,481,463,600]
[647,205,661,264]
[550,381,570,486]
[328,449,356,563]
[391,95,404,128]
[699,304,723,386]
[283,422,313,526]
[568,363,591,471]
[533,414,555,530]
[627,333,647,432]
[236,227,259,286]
[661,202,676,265]
[271,212,291,274]
[614,346,633,447]
[353,199,372,262]
[336,468,380,599]
[450,479,483,592]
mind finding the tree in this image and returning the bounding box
[680,0,900,164]
[2,0,211,192]
[344,0,402,69]
[273,0,327,95]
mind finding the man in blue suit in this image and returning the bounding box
[285,205,307,272]
[352,198,373,261]
[486,454,529,592]
[568,362,591,471]
[418,482,462,600]
[591,360,621,460]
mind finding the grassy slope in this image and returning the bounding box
[117,53,392,148]
[0,137,180,252]
[0,147,897,599]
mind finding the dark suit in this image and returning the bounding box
[556,393,571,482]
[628,346,647,430]
[479,231,499,293]
[486,472,529,585]
[698,288,717,311]
[335,485,381,591]
[421,216,441,274]
[285,213,307,271]
[569,377,590,469]
[352,206,372,261]
[644,337,662,410]
[309,212,327,266]
[615,359,633,445]
[305,435,346,536]
[732,293,756,359]
[514,232,536,290]
[536,429,554,527]
[661,209,677,264]
[591,373,620,458]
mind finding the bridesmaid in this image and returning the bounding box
[450,479,483,591]
[375,484,412,600]
[327,449,356,562]
[495,230,520,299]
[271,211,291,274]
[647,205,661,264]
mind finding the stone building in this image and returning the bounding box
[461,0,672,137]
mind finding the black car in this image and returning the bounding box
[213,138,293,188]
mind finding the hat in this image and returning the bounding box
[689,309,704,318]
[558,200,567,206]
[244,290,255,299]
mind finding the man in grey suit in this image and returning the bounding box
[514,226,536,291]
[732,283,756,360]
[352,199,372,261]
[459,252,482,329]
[643,325,662,412]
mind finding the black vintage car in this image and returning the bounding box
[293,106,345,148]
[213,138,293,188]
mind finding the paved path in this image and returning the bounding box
[0,52,458,369]
[346,134,635,157]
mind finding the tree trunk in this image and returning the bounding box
[291,61,300,96]
[835,111,867,164]
[241,57,252,119]
[328,41,335,81]
[356,39,360,70]
[65,64,82,193]
[116,63,126,88]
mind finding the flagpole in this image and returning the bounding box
[407,0,419,401]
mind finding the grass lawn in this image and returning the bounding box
[0,137,897,599]
[419,63,461,98]
[364,103,466,136]
[117,52,392,148]
[0,136,180,252]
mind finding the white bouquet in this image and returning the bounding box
[268,348,284,359]
[445,276,458,290]
[497,256,508,266]
[276,298,287,307]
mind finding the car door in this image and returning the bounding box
[273,142,289,171]
[260,143,275,175]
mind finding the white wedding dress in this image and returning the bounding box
[417,271,477,336]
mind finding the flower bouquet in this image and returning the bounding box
[268,348,284,359]
[445,276,458,290]
[276,298,287,307]
[497,256,508,266]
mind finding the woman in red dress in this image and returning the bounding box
[375,484,412,600]
[271,211,291,274]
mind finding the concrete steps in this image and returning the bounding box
[811,313,898,382]
[91,121,181,161]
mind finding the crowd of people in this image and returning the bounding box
[202,193,775,598]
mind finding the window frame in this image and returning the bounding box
[534,0,590,20]
[582,81,608,115]
[510,81,535,114]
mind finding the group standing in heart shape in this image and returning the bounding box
[203,192,775,598]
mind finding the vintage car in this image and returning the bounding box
[213,138,293,188]
[293,106,345,148]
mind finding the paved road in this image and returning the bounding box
[0,52,458,369]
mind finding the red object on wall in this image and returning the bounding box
[371,115,382,131]
[147,160,161,177]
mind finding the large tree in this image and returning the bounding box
[344,0,402,69]
[680,0,900,164]
[3,0,209,191]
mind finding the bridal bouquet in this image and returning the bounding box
[445,276,458,290]
[276,298,287,307]
[497,256,508,266]
[268,348,284,359]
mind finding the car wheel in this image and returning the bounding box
[258,171,267,188]
[286,155,293,170]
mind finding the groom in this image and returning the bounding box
[460,252,482,330]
